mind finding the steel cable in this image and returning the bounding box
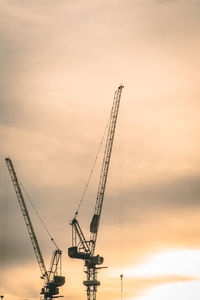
[74,118,109,218]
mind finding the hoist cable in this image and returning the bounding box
[74,118,109,218]
[18,179,59,250]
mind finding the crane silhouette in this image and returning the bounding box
[68,85,124,300]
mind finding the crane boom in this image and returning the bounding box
[5,158,47,279]
[90,85,124,254]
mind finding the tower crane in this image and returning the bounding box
[5,158,65,300]
[68,85,124,300]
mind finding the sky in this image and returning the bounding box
[0,0,200,299]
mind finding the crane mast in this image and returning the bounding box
[68,85,124,300]
[5,158,65,299]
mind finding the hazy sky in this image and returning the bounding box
[0,0,200,299]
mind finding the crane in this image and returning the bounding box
[68,85,124,300]
[5,158,65,300]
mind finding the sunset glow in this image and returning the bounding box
[0,0,200,299]
[134,281,200,300]
[120,249,200,278]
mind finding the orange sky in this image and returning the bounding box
[0,0,200,299]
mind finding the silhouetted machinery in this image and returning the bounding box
[6,158,65,299]
[68,85,124,300]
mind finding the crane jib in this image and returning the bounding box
[90,85,124,254]
[5,157,47,278]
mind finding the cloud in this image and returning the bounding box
[128,173,200,209]
[101,173,200,229]
[129,274,196,286]
[0,0,200,299]
[98,274,196,300]
[128,275,196,299]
